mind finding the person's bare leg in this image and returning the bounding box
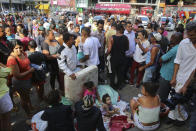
[130,99,137,114]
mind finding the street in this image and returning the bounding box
[11,70,189,131]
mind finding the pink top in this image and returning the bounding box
[163,31,168,37]
[83,88,96,99]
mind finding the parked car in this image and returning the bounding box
[159,17,175,31]
[137,15,150,28]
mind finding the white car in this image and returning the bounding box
[159,17,175,31]
[137,15,150,28]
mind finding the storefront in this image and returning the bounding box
[94,3,131,15]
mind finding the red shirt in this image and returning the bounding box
[7,53,32,80]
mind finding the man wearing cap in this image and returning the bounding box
[139,32,162,82]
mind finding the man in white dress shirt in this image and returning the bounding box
[168,21,196,126]
[124,22,136,82]
[57,33,79,90]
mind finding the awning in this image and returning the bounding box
[94,10,130,14]
[95,3,131,9]
[35,4,50,10]
[94,3,131,14]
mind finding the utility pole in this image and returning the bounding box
[9,0,12,11]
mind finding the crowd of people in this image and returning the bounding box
[0,12,196,131]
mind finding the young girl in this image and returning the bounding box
[102,93,119,117]
[130,82,160,130]
[83,81,101,102]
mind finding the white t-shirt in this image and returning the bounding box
[174,38,196,86]
[133,40,150,63]
[83,36,101,66]
[43,22,50,30]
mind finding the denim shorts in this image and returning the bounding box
[0,92,13,114]
[142,67,156,83]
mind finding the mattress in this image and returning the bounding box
[64,66,98,102]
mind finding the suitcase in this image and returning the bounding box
[64,66,98,102]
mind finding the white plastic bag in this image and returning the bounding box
[31,111,48,131]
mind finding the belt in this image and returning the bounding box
[141,121,159,126]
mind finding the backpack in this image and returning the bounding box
[28,52,48,83]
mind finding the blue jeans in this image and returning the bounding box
[142,67,156,83]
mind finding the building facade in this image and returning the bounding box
[0,0,49,11]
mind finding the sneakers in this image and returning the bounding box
[129,82,135,86]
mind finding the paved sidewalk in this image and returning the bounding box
[11,83,189,131]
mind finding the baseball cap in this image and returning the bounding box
[152,33,162,41]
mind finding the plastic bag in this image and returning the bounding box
[109,115,133,131]
[31,111,48,131]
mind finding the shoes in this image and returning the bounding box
[129,82,135,86]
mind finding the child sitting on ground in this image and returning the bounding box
[41,90,75,131]
[130,82,160,131]
[102,93,119,117]
[83,81,101,103]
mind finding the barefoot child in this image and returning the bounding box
[102,93,119,117]
[130,82,160,131]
